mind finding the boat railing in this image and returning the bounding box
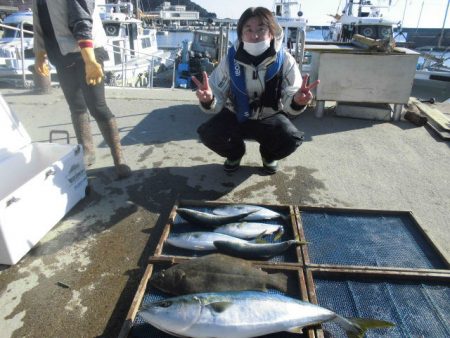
[0,22,34,88]
[417,46,450,72]
[103,39,178,88]
[0,22,178,89]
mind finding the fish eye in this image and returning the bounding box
[156,300,172,308]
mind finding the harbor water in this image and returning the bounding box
[156,28,448,70]
[156,28,330,49]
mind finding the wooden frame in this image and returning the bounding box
[120,258,313,338]
[119,200,450,338]
[294,205,450,338]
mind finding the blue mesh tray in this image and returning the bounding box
[129,266,308,338]
[160,204,300,263]
[313,276,450,338]
[299,210,447,269]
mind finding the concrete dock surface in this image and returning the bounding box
[0,86,449,337]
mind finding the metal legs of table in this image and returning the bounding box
[392,104,403,121]
[314,100,325,118]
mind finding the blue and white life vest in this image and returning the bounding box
[228,45,284,123]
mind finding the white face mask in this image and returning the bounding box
[243,39,271,56]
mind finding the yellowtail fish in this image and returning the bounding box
[166,231,248,251]
[213,239,306,260]
[176,208,256,227]
[213,222,284,239]
[139,290,395,338]
[212,204,286,221]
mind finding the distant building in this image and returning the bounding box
[0,0,31,8]
[145,1,199,27]
[0,0,32,17]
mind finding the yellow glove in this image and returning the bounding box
[34,51,49,77]
[79,42,103,86]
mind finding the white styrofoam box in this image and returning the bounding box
[306,45,419,104]
[0,95,87,265]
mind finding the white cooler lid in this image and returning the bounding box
[0,94,31,163]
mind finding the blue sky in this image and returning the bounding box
[192,0,449,28]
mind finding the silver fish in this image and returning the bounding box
[176,207,256,226]
[212,204,286,221]
[166,231,247,251]
[139,290,395,338]
[213,239,306,260]
[213,222,284,239]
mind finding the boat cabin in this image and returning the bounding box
[190,30,227,61]
[98,2,160,67]
[0,11,35,77]
[328,0,396,42]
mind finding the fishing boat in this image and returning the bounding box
[98,1,172,87]
[0,10,46,82]
[0,1,172,88]
[324,0,397,42]
[273,0,307,38]
[272,0,307,56]
[409,2,450,101]
[175,29,228,88]
[413,47,450,101]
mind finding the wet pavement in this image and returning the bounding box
[0,85,449,337]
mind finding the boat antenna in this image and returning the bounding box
[415,1,424,32]
[336,0,343,14]
[438,0,450,48]
[348,0,354,16]
[135,0,140,18]
[400,0,408,28]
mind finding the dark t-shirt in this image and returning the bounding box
[36,0,108,68]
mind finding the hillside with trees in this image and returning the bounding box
[139,0,216,18]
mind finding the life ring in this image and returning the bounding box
[105,24,119,36]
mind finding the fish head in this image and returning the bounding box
[139,294,202,335]
[150,268,186,294]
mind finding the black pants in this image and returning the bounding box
[56,58,114,122]
[197,108,304,161]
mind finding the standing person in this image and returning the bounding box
[193,7,319,175]
[33,0,131,179]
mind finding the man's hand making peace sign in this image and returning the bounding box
[192,71,213,104]
[293,74,320,106]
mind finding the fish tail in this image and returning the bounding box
[273,226,284,241]
[269,273,288,293]
[333,315,395,338]
[254,236,268,244]
[293,240,308,246]
[280,214,290,222]
[255,231,268,241]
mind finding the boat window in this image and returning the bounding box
[275,5,282,16]
[141,37,151,48]
[378,26,392,39]
[23,24,33,38]
[24,48,34,58]
[130,23,138,40]
[199,34,216,44]
[358,25,376,39]
[2,24,19,38]
[113,40,122,65]
[2,23,34,38]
